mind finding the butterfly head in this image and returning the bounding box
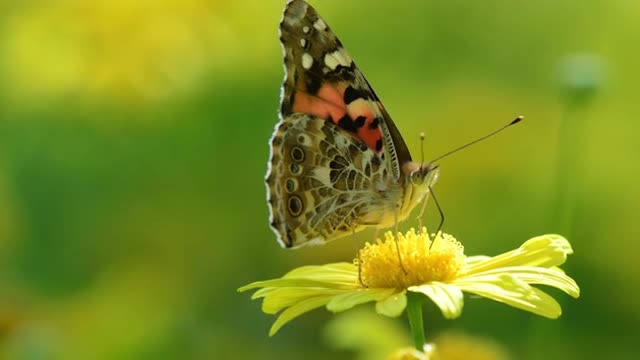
[405,162,440,187]
[402,161,440,213]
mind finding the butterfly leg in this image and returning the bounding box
[428,186,445,249]
[416,193,431,232]
[357,251,368,287]
[394,205,408,274]
[353,228,368,288]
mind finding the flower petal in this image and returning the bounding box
[409,283,464,319]
[262,288,344,314]
[327,288,396,313]
[375,291,407,317]
[269,295,334,336]
[284,263,358,284]
[461,235,572,276]
[462,266,580,298]
[238,278,356,293]
[455,274,563,318]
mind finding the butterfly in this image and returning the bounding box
[266,0,440,248]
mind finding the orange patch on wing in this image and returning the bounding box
[293,82,347,123]
[293,81,384,153]
[358,123,383,151]
[348,99,383,152]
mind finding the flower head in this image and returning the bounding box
[358,230,464,289]
[239,228,580,336]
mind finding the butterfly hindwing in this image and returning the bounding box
[267,113,394,247]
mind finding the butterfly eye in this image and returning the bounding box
[410,170,423,185]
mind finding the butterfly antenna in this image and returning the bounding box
[429,115,524,164]
[419,132,426,171]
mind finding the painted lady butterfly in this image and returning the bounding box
[267,0,440,248]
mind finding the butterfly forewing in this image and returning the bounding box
[279,0,412,174]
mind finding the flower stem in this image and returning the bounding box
[406,292,426,351]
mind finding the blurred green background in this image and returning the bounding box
[0,0,638,359]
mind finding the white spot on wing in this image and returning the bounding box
[324,53,339,70]
[332,49,352,66]
[313,18,327,31]
[302,25,310,33]
[324,50,352,70]
[299,38,306,48]
[302,53,314,69]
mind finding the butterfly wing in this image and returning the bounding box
[267,113,391,248]
[267,0,415,248]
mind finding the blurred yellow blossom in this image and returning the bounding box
[1,0,278,104]
[428,332,509,360]
[324,309,510,360]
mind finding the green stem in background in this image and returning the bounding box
[406,292,426,352]
[528,53,601,359]
[553,54,602,235]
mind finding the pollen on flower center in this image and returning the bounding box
[357,228,465,289]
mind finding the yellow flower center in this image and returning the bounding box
[357,228,465,289]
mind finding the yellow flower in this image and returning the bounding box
[238,228,580,336]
